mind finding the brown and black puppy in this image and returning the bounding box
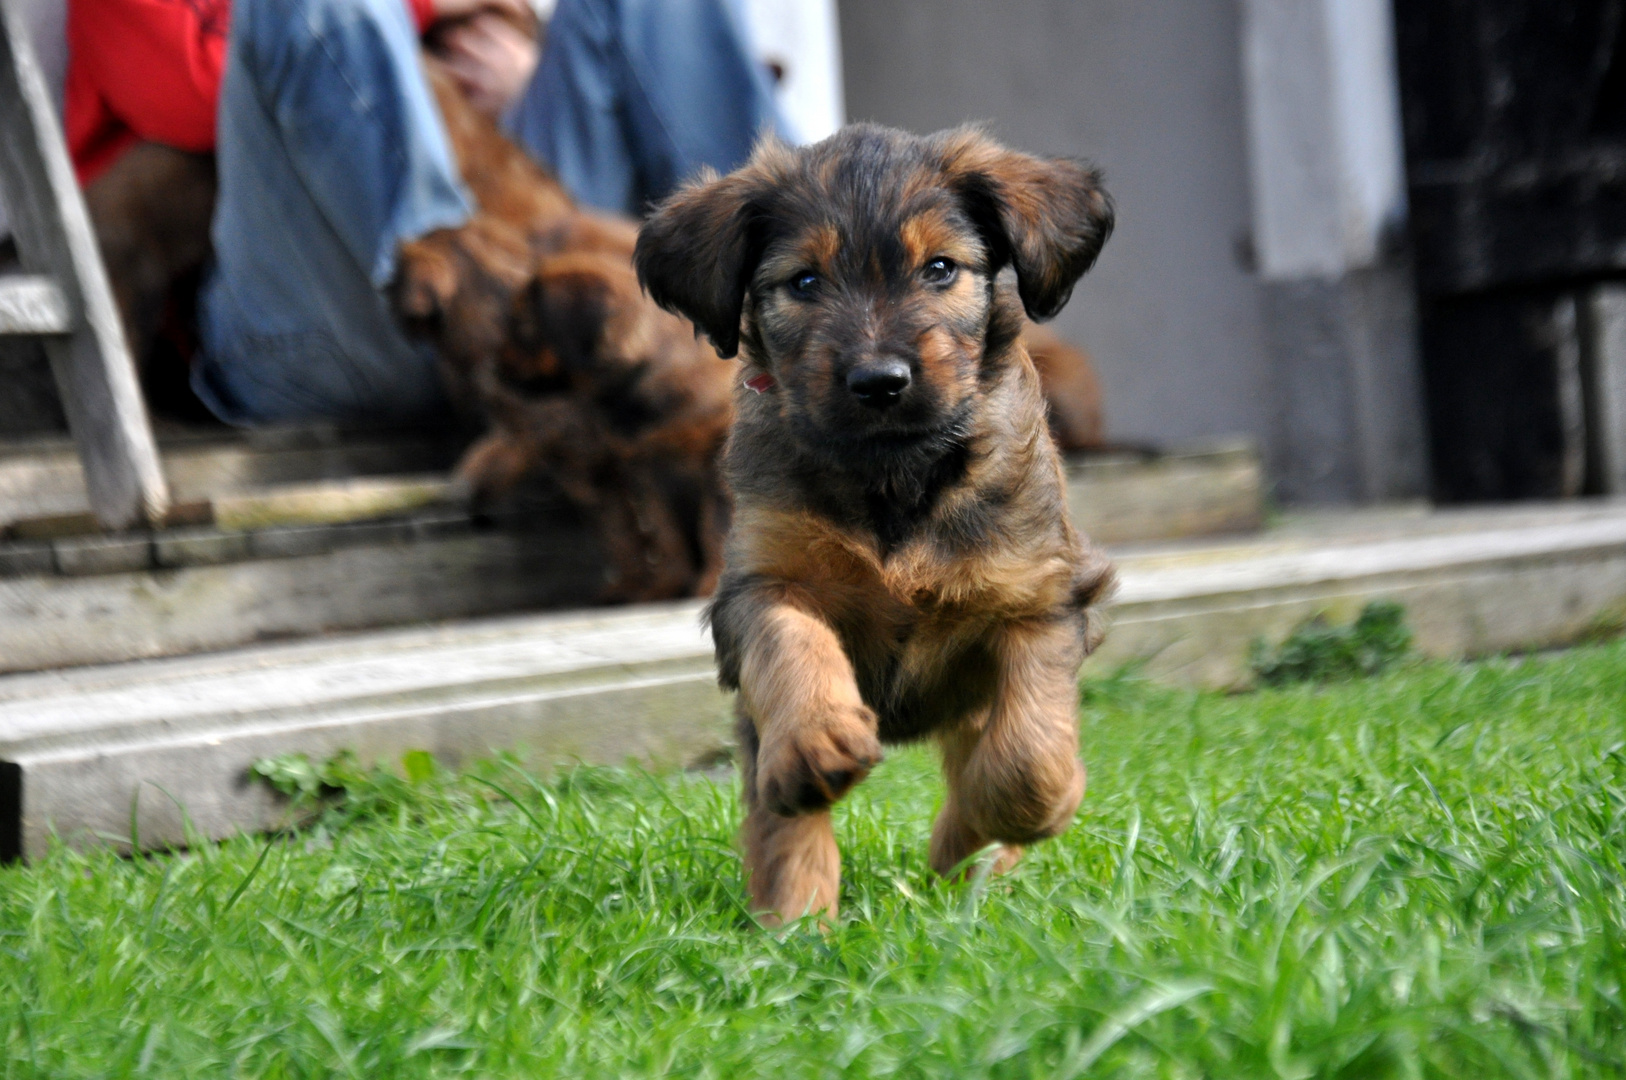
[395,212,537,417]
[635,124,1117,925]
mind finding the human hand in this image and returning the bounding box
[430,0,531,23]
[434,10,540,120]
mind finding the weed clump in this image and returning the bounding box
[252,748,438,823]
[1249,600,1413,685]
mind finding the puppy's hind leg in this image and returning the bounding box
[931,717,1025,880]
[735,707,841,926]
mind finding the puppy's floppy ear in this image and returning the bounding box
[635,144,789,359]
[937,129,1115,322]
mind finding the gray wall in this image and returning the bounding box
[839,0,1272,454]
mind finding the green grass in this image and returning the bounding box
[4,643,1626,1078]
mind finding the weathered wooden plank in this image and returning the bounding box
[211,475,451,532]
[0,428,459,524]
[0,3,167,529]
[0,520,604,673]
[0,274,68,334]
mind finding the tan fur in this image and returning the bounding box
[636,124,1117,924]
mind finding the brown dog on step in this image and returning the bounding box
[394,60,735,600]
[634,125,1118,924]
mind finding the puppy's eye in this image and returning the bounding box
[922,257,958,285]
[787,271,821,300]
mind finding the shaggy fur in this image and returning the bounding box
[635,124,1118,924]
[394,60,735,599]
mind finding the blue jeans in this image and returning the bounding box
[507,0,781,216]
[196,0,780,425]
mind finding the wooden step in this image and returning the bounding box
[0,426,460,524]
[0,502,604,674]
[5,499,1624,860]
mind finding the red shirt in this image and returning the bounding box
[66,0,437,185]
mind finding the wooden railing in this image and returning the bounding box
[0,0,168,530]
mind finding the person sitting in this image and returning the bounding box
[65,0,784,425]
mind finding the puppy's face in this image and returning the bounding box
[635,125,1113,464]
[744,177,999,450]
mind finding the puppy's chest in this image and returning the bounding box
[828,542,1041,707]
[842,597,1003,741]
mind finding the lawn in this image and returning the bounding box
[3,641,1625,1078]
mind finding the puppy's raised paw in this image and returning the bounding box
[757,703,883,815]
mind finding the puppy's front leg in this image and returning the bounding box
[930,617,1087,878]
[731,598,883,923]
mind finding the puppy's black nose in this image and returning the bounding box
[846,359,911,408]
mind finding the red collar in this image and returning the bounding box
[745,372,776,394]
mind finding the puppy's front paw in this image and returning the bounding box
[757,704,883,815]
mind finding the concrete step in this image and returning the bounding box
[0,440,1265,674]
[4,499,1625,860]
[1064,439,1261,545]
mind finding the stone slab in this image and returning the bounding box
[5,503,1626,859]
[0,525,601,674]
[0,602,722,857]
[50,532,153,575]
[1065,441,1262,545]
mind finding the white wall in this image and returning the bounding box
[737,0,845,144]
[840,0,1273,450]
[1240,0,1407,281]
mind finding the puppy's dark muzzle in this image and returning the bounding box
[846,359,912,409]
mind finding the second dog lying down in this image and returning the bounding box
[396,62,734,600]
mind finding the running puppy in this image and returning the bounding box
[635,124,1117,924]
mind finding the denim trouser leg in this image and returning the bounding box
[505,0,783,216]
[196,0,472,425]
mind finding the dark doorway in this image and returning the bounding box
[1394,0,1626,500]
